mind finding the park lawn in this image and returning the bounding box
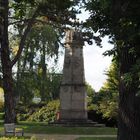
[18,122,117,135]
[0,136,31,140]
[76,137,116,140]
[0,121,117,135]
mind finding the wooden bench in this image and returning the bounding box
[4,123,24,136]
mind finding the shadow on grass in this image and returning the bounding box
[75,137,116,140]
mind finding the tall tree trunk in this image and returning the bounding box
[0,0,15,123]
[118,46,140,140]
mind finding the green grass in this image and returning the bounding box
[0,121,117,135]
[0,136,31,140]
[16,121,117,135]
[76,137,116,140]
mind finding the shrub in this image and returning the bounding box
[17,113,30,121]
[27,100,60,123]
[16,102,45,121]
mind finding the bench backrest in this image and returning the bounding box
[4,123,15,132]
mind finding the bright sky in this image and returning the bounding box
[83,38,113,91]
[76,10,113,91]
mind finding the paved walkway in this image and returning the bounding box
[25,133,116,140]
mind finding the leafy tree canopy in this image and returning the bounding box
[98,60,119,119]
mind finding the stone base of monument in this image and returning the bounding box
[49,119,105,127]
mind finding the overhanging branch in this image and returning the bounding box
[11,9,38,67]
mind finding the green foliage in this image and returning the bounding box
[36,71,62,101]
[14,72,37,105]
[16,104,31,121]
[122,72,133,86]
[26,24,60,58]
[13,19,63,103]
[97,60,119,119]
[17,113,29,121]
[83,0,140,91]
[0,112,4,120]
[27,100,60,123]
[16,101,48,121]
[1,0,81,124]
[85,83,97,111]
[84,0,140,42]
[0,100,4,112]
[15,69,62,103]
[97,94,118,119]
[86,83,96,97]
[47,73,62,100]
[85,79,118,120]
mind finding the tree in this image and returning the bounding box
[47,72,62,100]
[98,60,119,119]
[84,0,140,139]
[13,23,62,103]
[0,0,16,123]
[14,24,61,102]
[0,0,80,123]
[14,71,37,105]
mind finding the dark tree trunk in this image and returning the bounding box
[118,46,140,140]
[0,0,16,123]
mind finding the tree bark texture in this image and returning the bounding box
[0,0,16,123]
[118,46,140,140]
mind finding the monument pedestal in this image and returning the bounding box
[60,84,87,121]
[52,118,101,127]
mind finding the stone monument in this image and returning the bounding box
[59,29,87,122]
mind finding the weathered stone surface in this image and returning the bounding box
[60,109,87,120]
[59,30,87,122]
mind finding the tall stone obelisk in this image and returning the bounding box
[59,29,87,121]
